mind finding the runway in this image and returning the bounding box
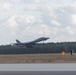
[0,71,75,75]
[0,63,76,71]
[0,64,76,75]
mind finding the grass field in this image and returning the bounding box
[0,53,76,63]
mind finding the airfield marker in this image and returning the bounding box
[62,51,65,56]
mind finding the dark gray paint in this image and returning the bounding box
[0,71,75,75]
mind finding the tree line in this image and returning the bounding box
[0,42,76,54]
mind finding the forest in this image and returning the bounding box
[0,42,76,54]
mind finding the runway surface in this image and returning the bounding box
[0,64,76,75]
[0,63,76,71]
[0,71,75,75]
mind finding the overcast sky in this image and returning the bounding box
[0,0,76,45]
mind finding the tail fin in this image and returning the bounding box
[16,39,21,44]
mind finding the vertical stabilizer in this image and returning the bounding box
[16,39,21,44]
